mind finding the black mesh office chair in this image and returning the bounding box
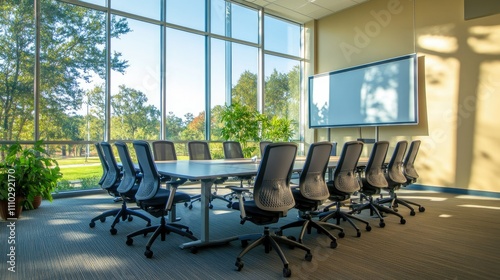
[100,141,152,235]
[352,141,406,227]
[125,140,197,258]
[276,142,344,248]
[95,142,108,186]
[89,142,123,228]
[152,140,177,161]
[229,143,312,278]
[222,141,253,200]
[318,141,372,237]
[378,140,426,214]
[186,141,232,209]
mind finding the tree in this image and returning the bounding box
[0,0,130,141]
[111,85,160,140]
[231,70,257,109]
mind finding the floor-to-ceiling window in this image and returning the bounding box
[0,0,303,191]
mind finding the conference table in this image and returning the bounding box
[155,156,368,251]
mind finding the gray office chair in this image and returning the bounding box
[378,140,426,214]
[352,141,406,227]
[186,141,232,209]
[222,141,253,200]
[259,141,272,158]
[318,141,371,237]
[152,140,177,161]
[276,142,344,248]
[103,141,152,235]
[229,143,312,277]
[126,140,197,258]
[95,142,108,186]
[89,142,123,229]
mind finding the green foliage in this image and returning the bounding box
[261,116,295,142]
[0,140,63,210]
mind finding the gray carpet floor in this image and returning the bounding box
[1,187,500,280]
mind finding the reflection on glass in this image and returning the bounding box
[211,0,258,43]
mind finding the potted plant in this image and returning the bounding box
[0,140,62,218]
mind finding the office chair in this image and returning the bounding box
[352,141,406,227]
[126,140,197,258]
[186,141,232,209]
[152,140,177,161]
[318,141,371,237]
[276,142,344,248]
[222,141,253,200]
[101,141,152,235]
[89,142,123,228]
[378,140,425,214]
[229,143,312,277]
[259,141,272,158]
[95,142,108,186]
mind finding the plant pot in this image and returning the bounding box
[32,195,42,209]
[0,197,24,220]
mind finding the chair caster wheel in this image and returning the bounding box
[209,204,214,209]
[356,230,361,237]
[400,218,406,224]
[184,202,188,207]
[241,240,249,248]
[283,267,292,277]
[126,238,133,246]
[305,252,313,261]
[235,260,244,271]
[190,247,198,254]
[227,203,232,208]
[419,206,425,212]
[110,228,117,235]
[89,222,95,228]
[366,225,372,231]
[330,240,337,249]
[128,216,133,221]
[379,221,386,228]
[144,249,153,258]
[188,205,193,210]
[100,217,106,223]
[338,231,345,238]
[410,210,416,216]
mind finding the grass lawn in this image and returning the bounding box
[59,164,103,181]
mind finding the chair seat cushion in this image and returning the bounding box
[138,188,191,210]
[232,200,280,225]
[360,178,382,196]
[292,189,321,210]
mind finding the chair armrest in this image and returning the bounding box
[227,186,252,193]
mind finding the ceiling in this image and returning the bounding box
[242,0,370,23]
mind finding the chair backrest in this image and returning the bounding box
[404,140,421,181]
[223,141,244,159]
[299,142,332,201]
[152,140,177,161]
[364,141,390,188]
[133,140,161,201]
[115,141,138,194]
[252,143,297,216]
[100,142,121,191]
[188,141,212,160]
[259,141,272,157]
[386,140,408,184]
[95,142,108,185]
[332,141,364,194]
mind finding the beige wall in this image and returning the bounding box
[306,0,500,193]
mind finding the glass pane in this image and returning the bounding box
[167,0,205,31]
[166,28,206,140]
[211,0,258,44]
[264,55,301,139]
[232,43,259,109]
[111,0,161,20]
[1,1,35,140]
[265,15,301,56]
[210,38,227,141]
[111,17,161,140]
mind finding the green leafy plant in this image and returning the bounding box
[261,116,295,142]
[0,140,63,210]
